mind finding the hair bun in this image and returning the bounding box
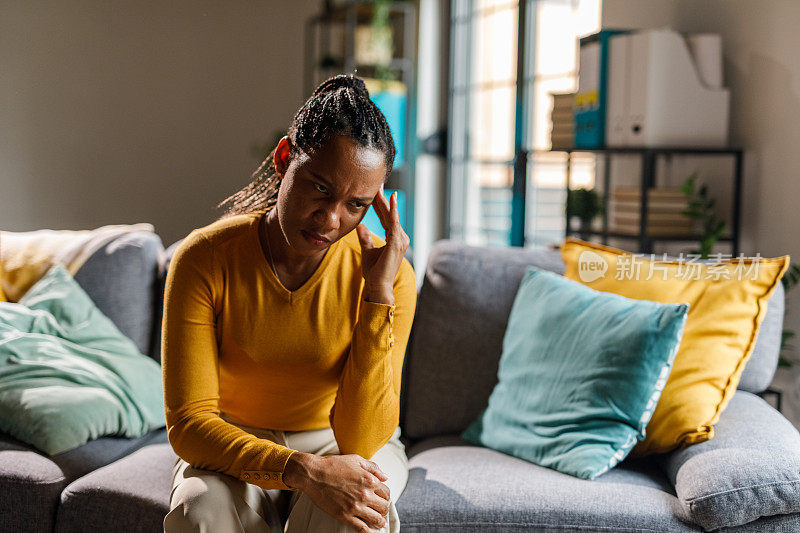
[312,74,370,99]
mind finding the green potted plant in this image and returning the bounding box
[680,171,726,259]
[354,0,396,83]
[679,172,799,370]
[566,187,603,239]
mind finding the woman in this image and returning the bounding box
[162,74,416,533]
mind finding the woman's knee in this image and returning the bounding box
[368,440,409,503]
[164,475,241,531]
[284,491,356,533]
[284,489,399,533]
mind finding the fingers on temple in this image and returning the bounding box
[378,191,403,240]
[391,192,400,223]
[373,188,392,229]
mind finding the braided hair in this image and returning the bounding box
[216,74,395,218]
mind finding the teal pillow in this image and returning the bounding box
[461,266,689,479]
[0,263,164,455]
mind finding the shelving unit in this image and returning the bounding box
[554,145,784,412]
[304,1,417,241]
[554,146,743,255]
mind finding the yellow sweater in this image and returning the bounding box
[161,209,417,491]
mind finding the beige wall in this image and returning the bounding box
[1,0,319,246]
[602,0,800,423]
[668,1,800,259]
[601,0,678,29]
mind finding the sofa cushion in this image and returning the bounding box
[0,256,7,302]
[73,231,163,362]
[658,390,800,530]
[398,435,699,532]
[401,241,566,441]
[661,254,786,395]
[0,264,165,455]
[0,427,167,533]
[400,240,784,444]
[461,266,689,480]
[561,237,790,457]
[739,280,785,393]
[151,239,183,366]
[55,440,174,533]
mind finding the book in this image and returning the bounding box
[612,200,689,213]
[610,222,696,236]
[551,132,575,145]
[552,92,576,107]
[613,212,693,224]
[552,118,573,128]
[551,110,574,121]
[551,124,575,136]
[612,220,694,232]
[612,187,687,199]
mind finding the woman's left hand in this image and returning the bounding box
[356,188,410,305]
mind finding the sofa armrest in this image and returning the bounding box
[656,390,800,530]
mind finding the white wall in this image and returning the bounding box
[602,0,800,426]
[1,0,319,246]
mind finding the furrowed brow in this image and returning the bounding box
[308,170,374,203]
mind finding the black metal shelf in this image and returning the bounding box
[569,229,736,242]
[552,146,744,155]
[552,146,744,255]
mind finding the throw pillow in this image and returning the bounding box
[0,263,164,455]
[0,259,6,302]
[560,237,790,456]
[461,266,689,480]
[0,223,154,302]
[0,232,6,302]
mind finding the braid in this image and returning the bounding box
[216,73,395,219]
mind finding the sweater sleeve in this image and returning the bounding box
[161,231,299,491]
[328,257,418,459]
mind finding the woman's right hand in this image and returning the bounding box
[283,451,391,532]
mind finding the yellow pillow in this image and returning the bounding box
[560,237,789,456]
[0,233,5,302]
[0,261,6,302]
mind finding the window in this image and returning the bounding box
[447,0,600,247]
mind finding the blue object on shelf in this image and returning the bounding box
[361,189,406,240]
[574,29,630,148]
[370,90,406,168]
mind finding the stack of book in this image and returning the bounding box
[610,187,696,236]
[550,92,575,149]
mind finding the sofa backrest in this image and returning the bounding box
[72,231,163,362]
[152,238,183,365]
[399,240,786,442]
[742,280,784,392]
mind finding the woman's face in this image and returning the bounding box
[272,134,387,258]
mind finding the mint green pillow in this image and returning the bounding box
[0,263,164,455]
[462,266,689,479]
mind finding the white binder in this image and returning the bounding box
[605,28,730,147]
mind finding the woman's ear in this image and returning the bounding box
[273,136,292,178]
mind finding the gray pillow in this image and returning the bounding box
[657,390,800,529]
[73,231,163,362]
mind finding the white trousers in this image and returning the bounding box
[163,418,409,533]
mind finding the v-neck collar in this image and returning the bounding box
[251,209,338,303]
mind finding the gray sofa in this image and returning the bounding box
[1,231,799,532]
